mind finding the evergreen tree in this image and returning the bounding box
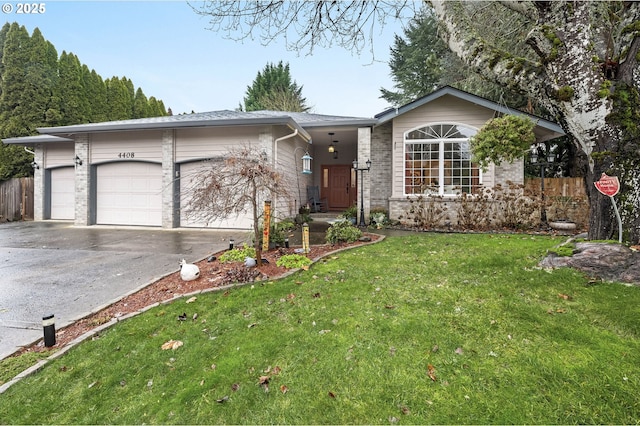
[23,29,57,128]
[105,77,132,120]
[55,51,88,125]
[148,96,166,117]
[0,23,33,137]
[123,77,135,116]
[0,23,11,100]
[84,68,108,122]
[0,23,169,180]
[242,61,309,112]
[133,87,150,118]
[381,9,530,112]
[380,11,447,106]
[81,65,107,123]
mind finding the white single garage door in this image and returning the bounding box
[50,166,75,220]
[179,161,252,229]
[96,162,162,226]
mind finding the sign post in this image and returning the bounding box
[594,173,622,243]
[262,201,271,251]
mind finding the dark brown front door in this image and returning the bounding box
[322,165,356,210]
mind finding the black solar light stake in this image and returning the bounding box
[43,314,56,347]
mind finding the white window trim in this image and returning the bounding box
[403,122,482,197]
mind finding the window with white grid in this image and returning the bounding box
[404,123,481,196]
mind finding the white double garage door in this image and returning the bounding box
[49,162,250,228]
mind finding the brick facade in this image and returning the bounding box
[162,130,177,228]
[33,145,44,221]
[74,135,90,226]
[355,127,372,223]
[370,122,393,213]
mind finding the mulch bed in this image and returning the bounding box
[13,234,382,358]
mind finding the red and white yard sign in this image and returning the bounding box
[594,173,620,197]
[594,173,622,242]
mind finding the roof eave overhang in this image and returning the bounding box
[299,119,378,129]
[2,135,74,146]
[36,116,312,142]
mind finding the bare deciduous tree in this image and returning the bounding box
[183,145,292,265]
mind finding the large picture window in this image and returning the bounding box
[404,123,481,196]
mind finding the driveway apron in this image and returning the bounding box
[0,221,248,360]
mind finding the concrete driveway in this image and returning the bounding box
[0,221,249,360]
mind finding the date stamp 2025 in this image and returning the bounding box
[2,3,46,14]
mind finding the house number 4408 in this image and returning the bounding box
[118,152,135,159]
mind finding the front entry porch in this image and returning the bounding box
[320,164,357,211]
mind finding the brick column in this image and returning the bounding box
[162,130,177,228]
[33,144,45,220]
[357,127,372,224]
[74,135,90,226]
[370,122,392,211]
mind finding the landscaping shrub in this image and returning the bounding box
[400,194,449,228]
[325,219,362,244]
[369,207,388,229]
[218,244,256,263]
[456,189,492,230]
[275,254,312,269]
[492,182,539,230]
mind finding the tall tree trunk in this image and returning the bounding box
[430,0,640,243]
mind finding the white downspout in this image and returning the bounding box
[271,129,300,227]
[273,128,299,169]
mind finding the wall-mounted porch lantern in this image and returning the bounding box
[74,155,83,166]
[301,152,312,174]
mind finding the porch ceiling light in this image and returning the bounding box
[328,132,335,153]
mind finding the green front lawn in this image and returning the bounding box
[1,233,639,424]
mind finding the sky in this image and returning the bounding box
[5,1,412,118]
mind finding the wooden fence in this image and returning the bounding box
[0,177,34,221]
[524,177,586,197]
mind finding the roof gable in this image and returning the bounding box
[375,86,565,139]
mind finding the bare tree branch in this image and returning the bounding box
[190,1,417,56]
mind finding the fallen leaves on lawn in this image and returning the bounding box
[558,293,572,300]
[161,339,184,350]
[280,385,289,394]
[258,375,270,392]
[186,296,197,303]
[427,364,437,382]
